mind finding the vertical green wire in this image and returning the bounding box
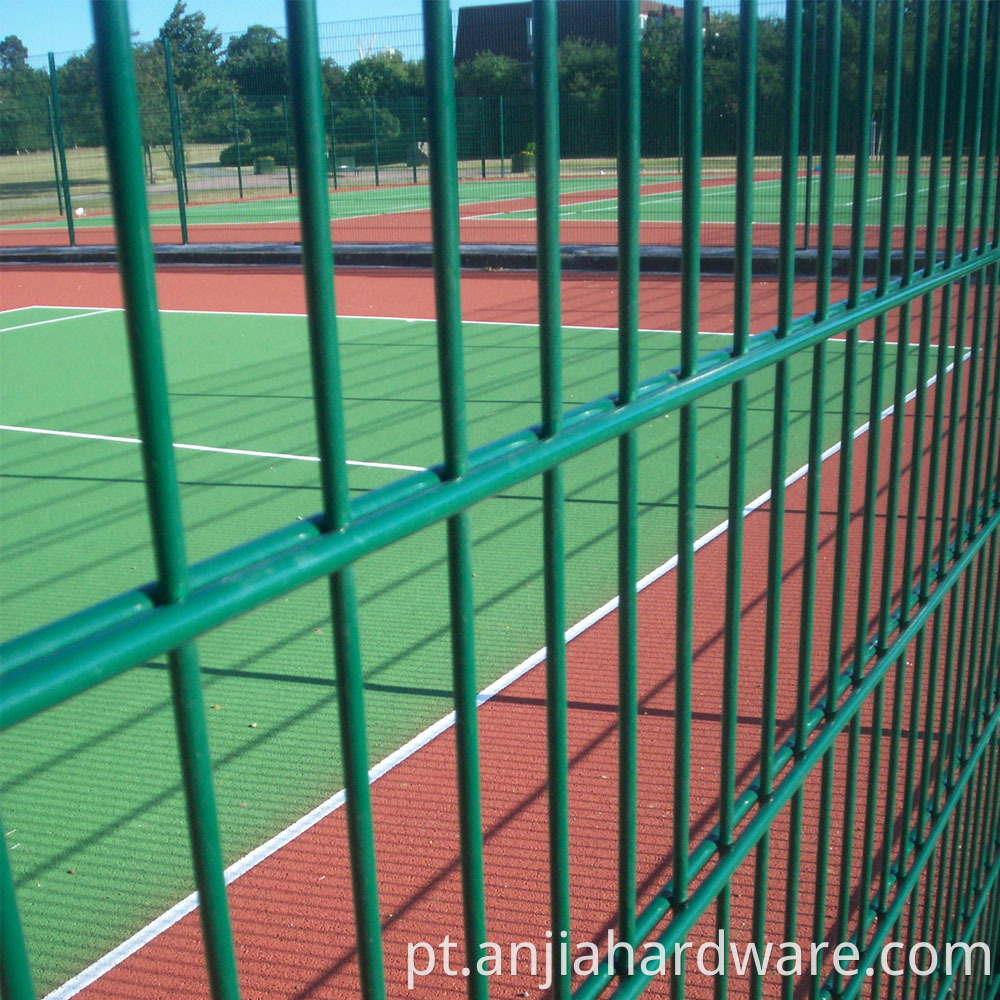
[532,3,570,997]
[615,0,640,962]
[830,3,874,995]
[749,5,800,1000]
[422,6,489,998]
[910,4,953,980]
[284,5,385,1000]
[0,810,33,1000]
[937,2,987,963]
[891,10,931,997]
[789,3,838,994]
[853,0,904,965]
[916,5,964,969]
[47,52,74,245]
[673,7,701,998]
[870,2,925,991]
[90,4,239,998]
[953,2,1000,941]
[717,5,754,1000]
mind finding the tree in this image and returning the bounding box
[0,34,28,71]
[455,51,525,97]
[158,1,223,91]
[343,50,419,100]
[224,25,288,97]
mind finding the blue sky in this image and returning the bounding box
[1,0,501,64]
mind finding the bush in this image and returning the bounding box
[218,141,290,167]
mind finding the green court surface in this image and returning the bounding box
[2,167,968,233]
[0,303,936,991]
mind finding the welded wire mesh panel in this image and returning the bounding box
[1,2,998,1000]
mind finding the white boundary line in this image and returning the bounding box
[0,426,426,473]
[0,309,114,333]
[41,347,967,1000]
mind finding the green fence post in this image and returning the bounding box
[90,4,240,997]
[282,94,293,194]
[371,95,380,187]
[410,95,419,183]
[802,0,818,250]
[162,37,188,243]
[676,85,682,173]
[479,95,487,178]
[231,94,243,199]
[176,98,190,204]
[46,94,63,216]
[498,95,505,178]
[47,53,74,245]
[329,99,338,190]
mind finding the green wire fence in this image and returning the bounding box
[1,1,999,999]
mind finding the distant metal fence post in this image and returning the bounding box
[231,94,243,199]
[371,95,380,186]
[498,94,505,178]
[46,94,63,216]
[282,95,293,194]
[802,0,818,250]
[410,95,419,183]
[161,37,188,243]
[47,52,74,246]
[329,99,338,190]
[479,95,487,178]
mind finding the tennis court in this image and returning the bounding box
[0,296,946,992]
[0,164,979,249]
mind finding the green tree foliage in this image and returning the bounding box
[0,34,29,71]
[558,36,617,156]
[455,51,526,97]
[225,25,288,97]
[157,0,222,91]
[0,35,50,153]
[344,50,422,99]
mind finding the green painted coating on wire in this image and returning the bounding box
[422,6,489,999]
[532,5,571,996]
[283,5,386,1000]
[828,5,874,993]
[717,4,755,999]
[750,3,800,999]
[89,3,238,997]
[0,810,34,999]
[674,13,701,996]
[614,0,640,963]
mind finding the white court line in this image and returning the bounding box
[0,426,426,473]
[8,305,935,348]
[0,309,114,333]
[40,343,969,1000]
